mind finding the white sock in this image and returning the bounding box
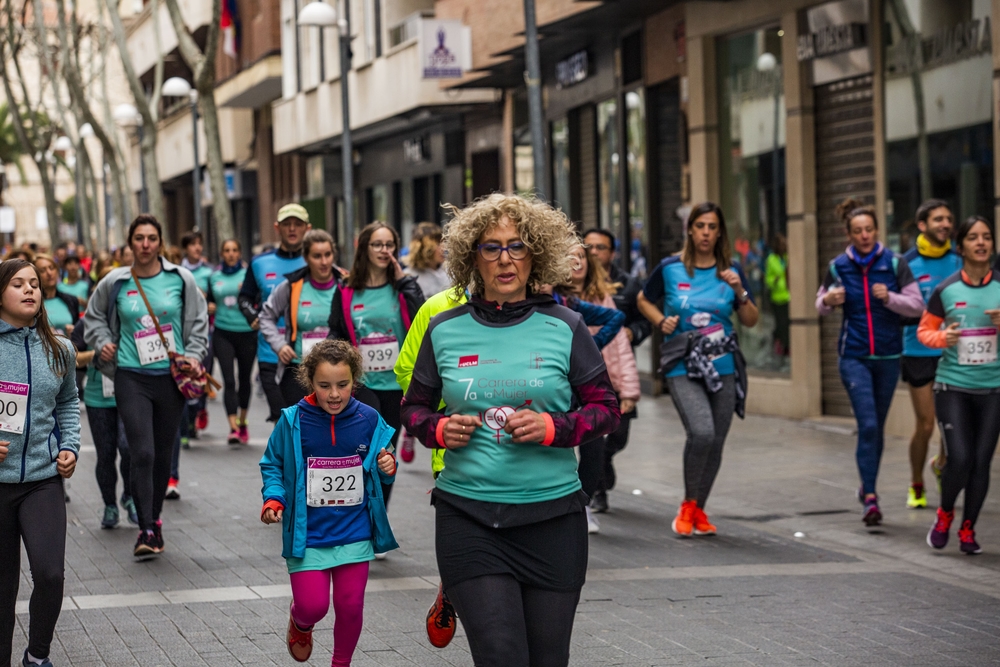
[25,651,46,665]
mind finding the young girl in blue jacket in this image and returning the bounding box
[259,339,397,665]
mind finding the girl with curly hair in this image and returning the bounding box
[400,194,621,666]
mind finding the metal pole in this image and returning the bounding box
[137,123,148,213]
[191,94,202,231]
[339,5,354,266]
[74,141,84,246]
[523,0,546,201]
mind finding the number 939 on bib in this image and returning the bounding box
[307,456,364,507]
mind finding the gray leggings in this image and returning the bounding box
[666,374,736,508]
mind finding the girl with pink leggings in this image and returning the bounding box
[260,341,398,664]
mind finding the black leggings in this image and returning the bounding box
[213,328,257,416]
[936,389,1000,527]
[0,476,66,662]
[577,407,635,498]
[86,406,131,507]
[115,371,185,531]
[258,361,285,422]
[370,389,402,506]
[447,574,580,667]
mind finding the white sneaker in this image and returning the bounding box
[586,506,600,534]
[374,552,387,560]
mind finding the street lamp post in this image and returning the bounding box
[162,77,202,231]
[522,0,546,201]
[112,103,146,214]
[298,1,354,265]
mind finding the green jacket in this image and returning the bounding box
[394,287,466,475]
[765,253,790,305]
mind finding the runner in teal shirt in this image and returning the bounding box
[115,271,186,371]
[35,254,79,336]
[59,255,90,314]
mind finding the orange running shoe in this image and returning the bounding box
[692,506,717,536]
[426,583,457,648]
[671,500,697,537]
[286,609,313,662]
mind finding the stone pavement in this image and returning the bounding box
[12,378,1000,666]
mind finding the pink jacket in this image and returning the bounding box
[588,295,641,401]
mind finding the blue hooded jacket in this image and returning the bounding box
[259,397,396,559]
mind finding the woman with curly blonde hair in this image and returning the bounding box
[401,193,621,666]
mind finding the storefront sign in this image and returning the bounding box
[403,136,429,164]
[420,19,470,79]
[886,17,992,76]
[555,51,588,89]
[797,22,867,61]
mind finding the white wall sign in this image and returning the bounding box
[35,208,48,230]
[0,207,15,233]
[420,19,471,79]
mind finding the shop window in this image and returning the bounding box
[625,89,648,280]
[551,118,572,219]
[717,26,788,374]
[597,98,621,234]
[884,0,994,249]
[367,184,388,224]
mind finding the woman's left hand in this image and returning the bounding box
[720,269,743,292]
[377,448,396,475]
[871,283,890,303]
[390,255,406,283]
[504,409,547,443]
[987,309,1000,328]
[56,450,76,478]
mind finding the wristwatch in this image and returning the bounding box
[736,289,749,306]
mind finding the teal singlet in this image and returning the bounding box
[294,281,336,359]
[210,268,253,333]
[115,271,186,371]
[350,284,406,391]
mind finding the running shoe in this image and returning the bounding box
[672,500,697,537]
[907,483,927,509]
[425,583,457,649]
[101,505,120,529]
[22,650,53,667]
[227,428,240,445]
[121,496,139,525]
[180,436,191,450]
[927,507,953,549]
[196,409,209,431]
[958,520,982,555]
[165,478,181,500]
[590,489,609,514]
[152,519,164,554]
[238,423,250,444]
[400,431,415,463]
[586,506,600,534]
[286,608,313,662]
[133,530,158,557]
[862,497,882,526]
[931,455,945,496]
[692,506,717,536]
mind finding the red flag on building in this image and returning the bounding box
[220,0,237,59]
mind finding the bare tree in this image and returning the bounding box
[102,0,167,230]
[0,0,62,247]
[163,0,234,241]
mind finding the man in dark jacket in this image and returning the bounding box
[582,228,650,513]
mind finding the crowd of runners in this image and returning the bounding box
[0,192,997,666]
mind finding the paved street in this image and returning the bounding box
[14,378,1000,666]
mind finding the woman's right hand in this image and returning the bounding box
[442,414,483,449]
[100,343,117,362]
[261,508,282,524]
[823,287,846,307]
[278,345,297,365]
[944,322,961,347]
[659,315,680,335]
[0,440,8,463]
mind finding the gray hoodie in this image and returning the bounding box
[0,320,80,484]
[83,258,209,377]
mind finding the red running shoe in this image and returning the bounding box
[671,500,697,537]
[286,609,313,662]
[400,430,415,463]
[958,520,982,555]
[426,583,457,648]
[927,507,953,549]
[195,409,209,431]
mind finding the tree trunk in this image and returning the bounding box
[198,85,234,241]
[139,121,167,233]
[36,160,61,249]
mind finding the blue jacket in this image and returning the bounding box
[0,320,80,483]
[821,244,916,358]
[259,399,396,559]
